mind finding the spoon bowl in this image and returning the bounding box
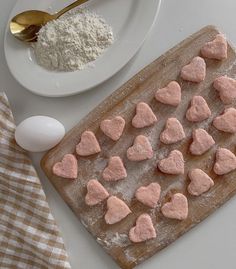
[10,11,55,42]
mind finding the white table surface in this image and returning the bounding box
[1,1,236,268]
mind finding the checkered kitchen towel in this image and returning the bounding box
[0,92,71,269]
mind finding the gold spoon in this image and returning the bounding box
[10,0,88,42]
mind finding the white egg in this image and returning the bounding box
[15,116,65,152]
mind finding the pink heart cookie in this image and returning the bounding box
[161,193,188,220]
[213,76,236,105]
[188,169,214,196]
[213,108,236,133]
[100,116,125,141]
[158,150,184,175]
[102,156,127,181]
[186,96,211,122]
[135,183,161,208]
[213,148,236,175]
[76,131,101,156]
[132,102,157,128]
[105,196,131,224]
[53,154,78,179]
[127,135,153,161]
[160,117,185,144]
[201,34,227,60]
[181,56,206,83]
[155,81,181,106]
[129,214,156,243]
[190,128,215,155]
[85,179,109,206]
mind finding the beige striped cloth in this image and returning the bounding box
[0,93,71,269]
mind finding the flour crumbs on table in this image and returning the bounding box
[34,9,114,71]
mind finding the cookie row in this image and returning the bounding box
[74,91,236,155]
[52,112,235,181]
[55,145,236,202]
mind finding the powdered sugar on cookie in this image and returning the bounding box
[85,179,109,206]
[76,131,101,156]
[158,150,184,175]
[214,148,236,175]
[135,183,161,208]
[201,34,227,60]
[129,214,156,243]
[160,118,185,144]
[213,108,236,133]
[100,116,125,141]
[155,81,181,106]
[132,102,157,128]
[105,196,131,224]
[102,156,127,181]
[188,169,214,196]
[190,129,215,155]
[127,135,153,161]
[161,193,188,220]
[213,76,236,105]
[53,154,78,179]
[181,56,206,83]
[186,96,211,122]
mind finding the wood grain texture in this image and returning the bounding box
[41,26,236,269]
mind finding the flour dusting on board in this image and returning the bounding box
[101,232,129,248]
[124,248,137,264]
[43,27,236,269]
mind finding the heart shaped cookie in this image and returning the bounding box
[190,128,215,155]
[129,214,156,243]
[213,76,236,104]
[85,179,109,206]
[161,193,188,220]
[186,96,211,122]
[127,135,153,161]
[160,117,185,144]
[201,34,227,60]
[102,156,127,181]
[53,154,78,179]
[100,116,125,141]
[132,102,157,128]
[213,108,236,133]
[181,56,206,83]
[135,183,161,208]
[158,150,184,175]
[105,196,131,224]
[76,131,101,156]
[155,81,181,106]
[213,148,236,175]
[188,169,214,196]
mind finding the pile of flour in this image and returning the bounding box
[34,9,114,71]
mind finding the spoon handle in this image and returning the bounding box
[55,0,89,19]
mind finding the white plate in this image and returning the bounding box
[4,0,161,97]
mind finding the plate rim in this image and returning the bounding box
[4,0,162,97]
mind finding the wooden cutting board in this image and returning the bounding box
[41,25,236,269]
